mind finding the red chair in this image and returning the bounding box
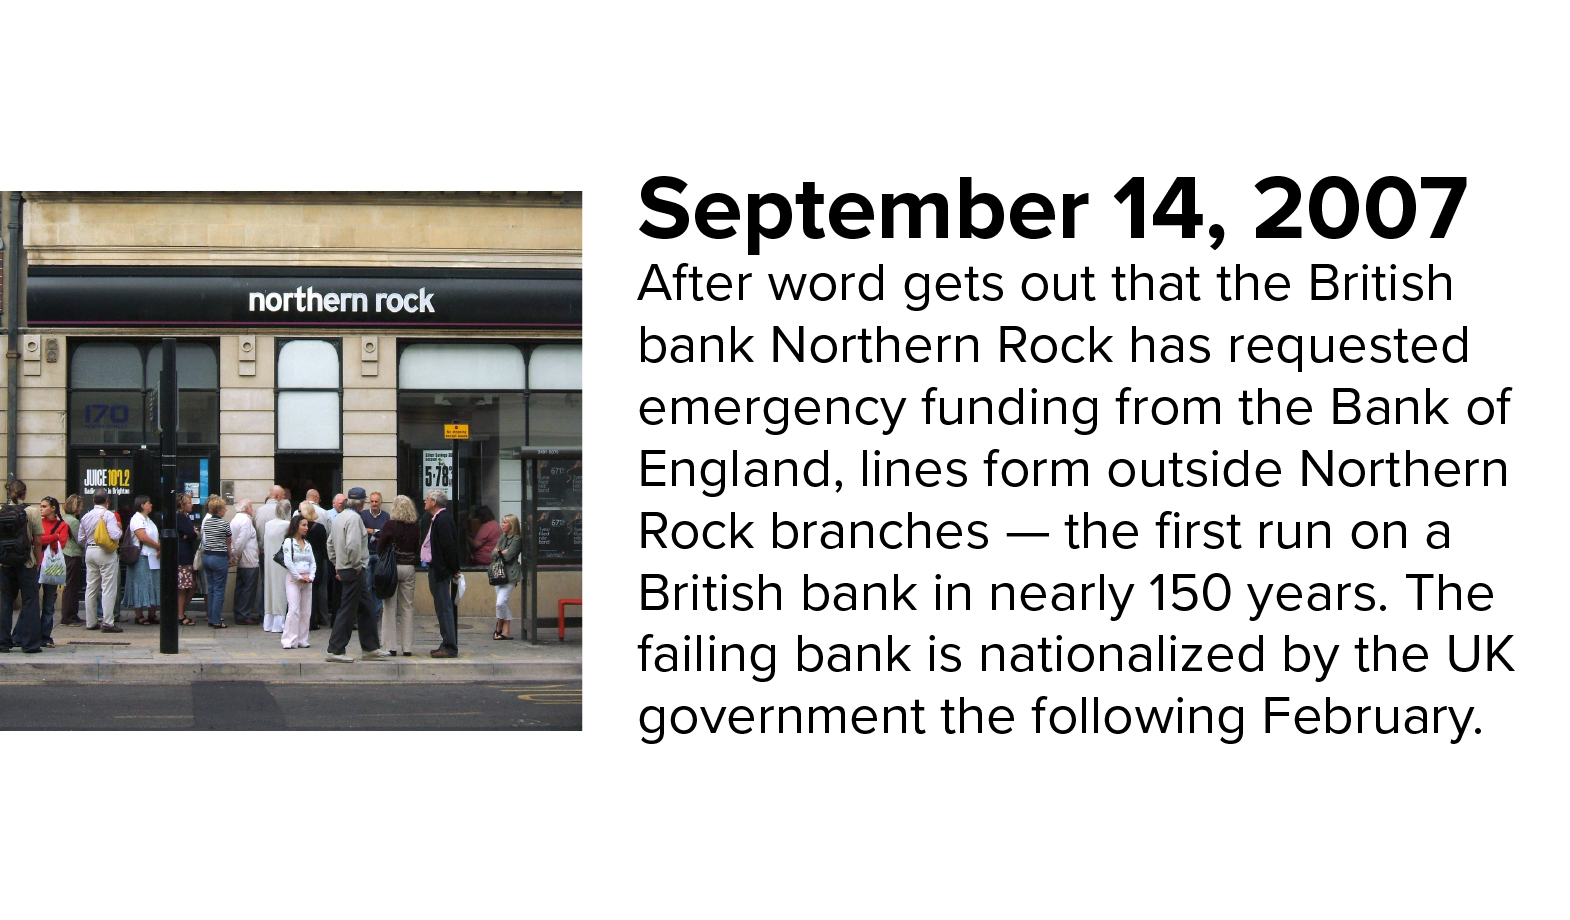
[558,598,582,642]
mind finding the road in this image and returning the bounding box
[0,680,582,730]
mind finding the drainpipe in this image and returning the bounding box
[4,191,20,485]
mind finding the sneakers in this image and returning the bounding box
[325,653,355,663]
[362,649,392,660]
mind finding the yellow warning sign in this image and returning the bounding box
[445,424,470,440]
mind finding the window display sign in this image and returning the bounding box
[81,458,133,497]
[423,449,457,500]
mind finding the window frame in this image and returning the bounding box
[273,336,344,455]
[66,338,221,449]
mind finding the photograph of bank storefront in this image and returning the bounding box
[0,194,583,701]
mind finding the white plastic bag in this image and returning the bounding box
[39,545,67,586]
[454,573,466,604]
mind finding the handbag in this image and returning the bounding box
[487,555,509,586]
[372,549,398,599]
[272,545,288,569]
[39,544,67,586]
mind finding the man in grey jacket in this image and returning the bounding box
[324,487,388,663]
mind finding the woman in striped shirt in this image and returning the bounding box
[200,496,233,628]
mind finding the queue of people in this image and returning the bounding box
[0,480,526,661]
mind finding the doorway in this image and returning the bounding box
[274,453,341,509]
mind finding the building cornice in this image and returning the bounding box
[26,246,583,270]
[22,191,582,208]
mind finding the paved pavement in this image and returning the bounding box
[0,679,582,729]
[0,617,582,683]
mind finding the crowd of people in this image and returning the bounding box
[0,479,531,661]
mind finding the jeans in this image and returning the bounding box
[430,569,458,655]
[328,567,380,656]
[233,566,259,620]
[40,583,56,642]
[202,553,230,625]
[0,565,41,652]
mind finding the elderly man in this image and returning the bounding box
[419,488,464,658]
[323,494,346,524]
[360,491,389,618]
[250,485,284,617]
[324,487,388,663]
[230,499,261,624]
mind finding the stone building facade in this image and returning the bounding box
[0,191,582,629]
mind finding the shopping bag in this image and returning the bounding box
[39,545,67,586]
[454,573,466,604]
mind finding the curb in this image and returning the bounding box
[0,658,582,684]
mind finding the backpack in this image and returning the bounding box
[0,504,33,567]
[118,515,143,566]
[92,512,119,553]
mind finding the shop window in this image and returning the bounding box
[143,343,219,389]
[398,392,526,515]
[70,343,143,389]
[276,339,341,451]
[69,390,146,446]
[528,343,582,389]
[276,391,343,450]
[69,340,220,448]
[528,392,582,447]
[400,343,525,390]
[398,342,580,565]
[278,339,340,389]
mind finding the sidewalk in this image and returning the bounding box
[1,618,582,683]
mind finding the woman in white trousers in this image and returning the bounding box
[279,514,315,649]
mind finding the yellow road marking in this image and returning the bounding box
[354,711,484,717]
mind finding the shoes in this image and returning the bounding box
[429,649,456,659]
[325,653,355,663]
[100,625,123,633]
[0,646,10,653]
[402,651,412,657]
[23,648,40,654]
[85,624,101,631]
[362,649,392,660]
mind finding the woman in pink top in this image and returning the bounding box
[468,505,502,567]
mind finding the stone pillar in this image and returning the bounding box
[16,333,67,499]
[341,335,397,499]
[219,335,276,505]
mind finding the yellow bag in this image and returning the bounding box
[93,514,119,553]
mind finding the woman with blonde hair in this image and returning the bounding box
[376,495,422,656]
[490,513,525,640]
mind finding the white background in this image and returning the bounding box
[4,3,1565,917]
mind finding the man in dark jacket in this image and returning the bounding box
[419,488,463,657]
